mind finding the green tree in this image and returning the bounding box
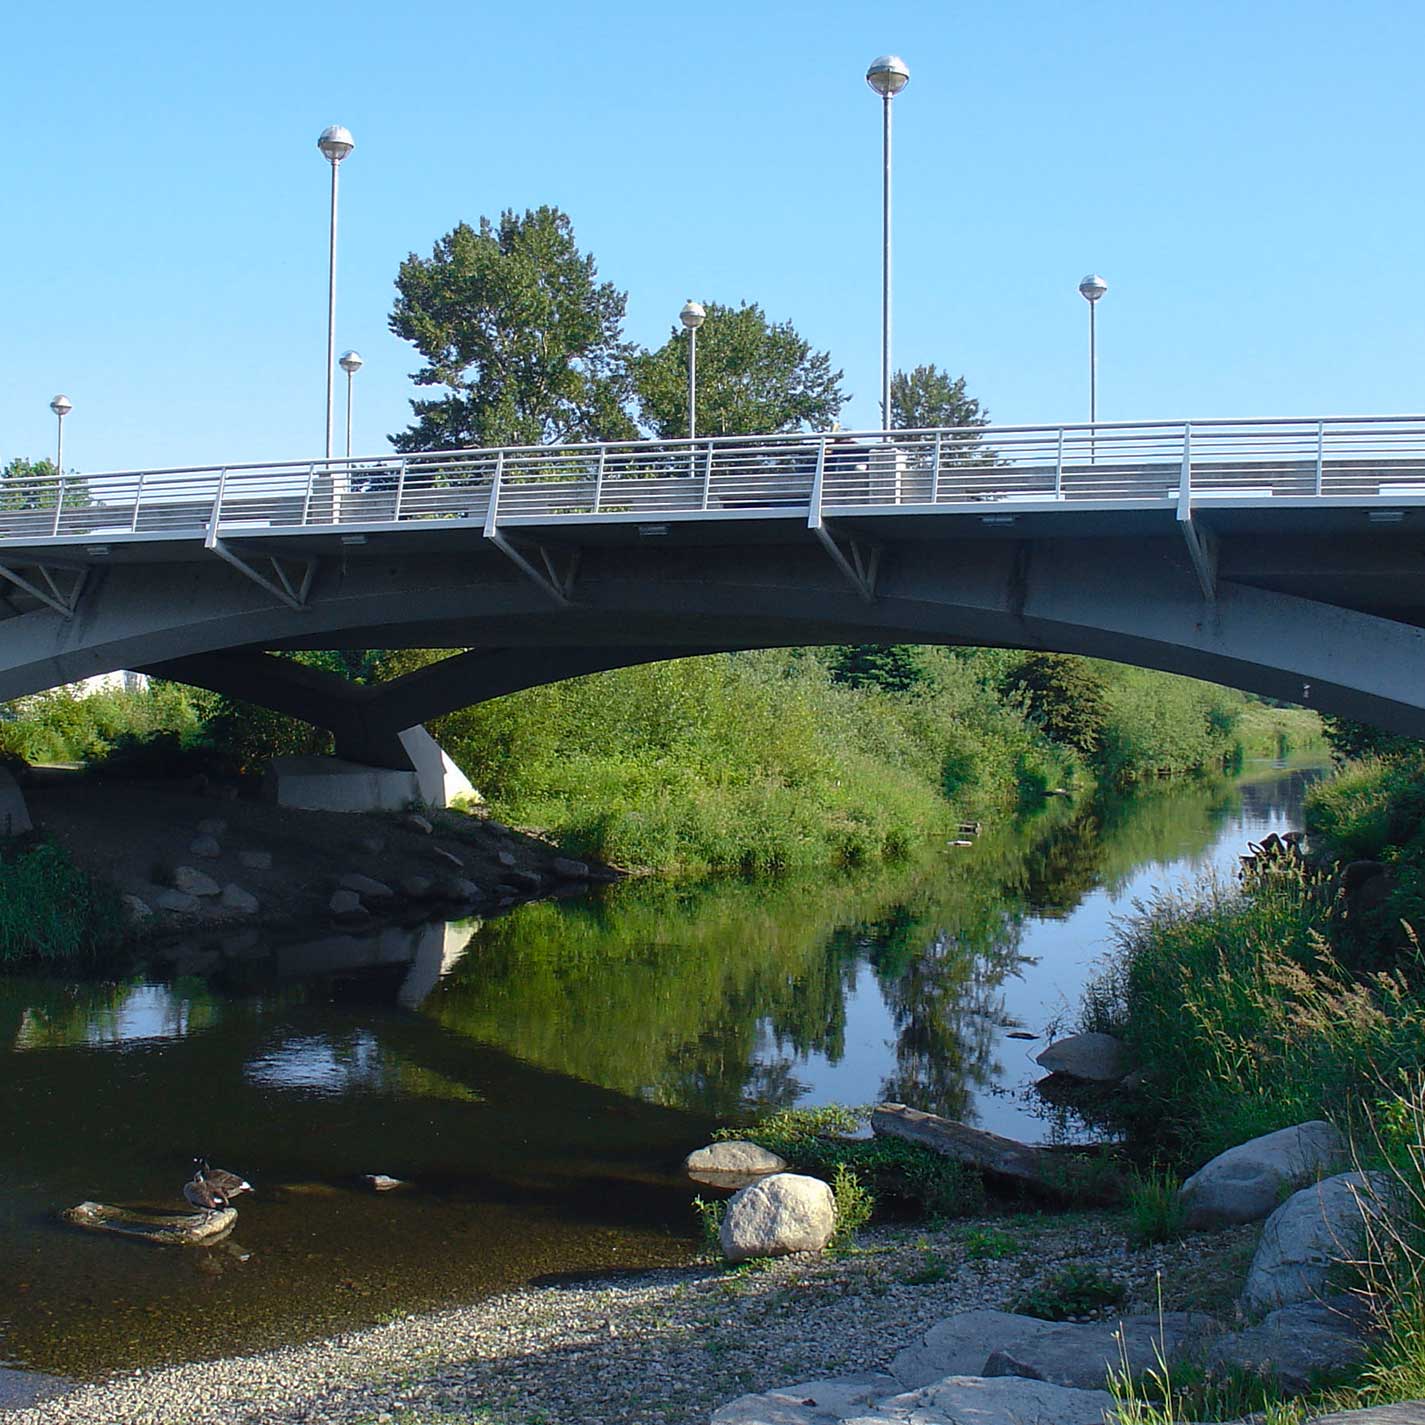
[829,644,933,694]
[0,457,92,511]
[891,364,988,431]
[633,301,845,438]
[1003,654,1111,758]
[389,206,637,451]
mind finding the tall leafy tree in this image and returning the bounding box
[389,206,637,451]
[634,301,845,438]
[0,457,92,511]
[890,364,988,431]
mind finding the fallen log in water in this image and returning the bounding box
[61,1200,237,1246]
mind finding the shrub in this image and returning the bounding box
[962,1226,1019,1259]
[0,840,123,963]
[1012,1263,1127,1321]
[1126,1166,1188,1246]
[829,1162,875,1247]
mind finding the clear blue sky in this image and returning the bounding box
[4,0,1422,474]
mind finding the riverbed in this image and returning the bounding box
[0,758,1323,1379]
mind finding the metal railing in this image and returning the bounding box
[4,415,1425,545]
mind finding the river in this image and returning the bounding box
[0,757,1324,1378]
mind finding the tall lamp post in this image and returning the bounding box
[1078,273,1108,423]
[50,395,72,478]
[866,55,910,431]
[317,125,355,461]
[679,300,705,440]
[339,350,363,458]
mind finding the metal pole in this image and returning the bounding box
[55,413,63,478]
[1089,299,1097,463]
[345,367,354,459]
[325,159,339,461]
[881,92,893,431]
[688,325,697,441]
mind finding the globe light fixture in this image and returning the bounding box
[680,300,706,441]
[339,350,364,459]
[49,394,72,477]
[866,55,910,429]
[1078,273,1108,439]
[317,126,356,460]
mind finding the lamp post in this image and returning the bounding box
[339,350,363,459]
[317,125,355,461]
[1078,273,1108,424]
[866,55,910,431]
[49,395,72,478]
[679,300,705,441]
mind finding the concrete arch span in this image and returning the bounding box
[4,533,1423,768]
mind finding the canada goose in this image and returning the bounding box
[183,1172,228,1211]
[193,1157,252,1199]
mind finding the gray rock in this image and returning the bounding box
[0,768,32,837]
[684,1141,789,1175]
[1208,1298,1369,1393]
[497,850,518,868]
[720,1173,836,1263]
[1243,1171,1396,1311]
[1305,1406,1425,1424]
[358,834,386,854]
[430,847,464,869]
[401,813,433,835]
[710,1373,903,1424]
[238,849,272,871]
[1180,1120,1347,1230]
[189,834,222,858]
[219,883,259,914]
[892,1310,1060,1389]
[121,894,153,924]
[441,877,480,901]
[154,888,200,914]
[196,818,228,837]
[338,872,396,901]
[329,889,365,917]
[552,856,591,879]
[888,1375,1117,1425]
[505,868,542,891]
[976,1313,1213,1391]
[172,865,221,897]
[0,1365,73,1410]
[401,874,436,899]
[1034,1031,1127,1082]
[361,1174,409,1192]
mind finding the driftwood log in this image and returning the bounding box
[871,1104,1065,1195]
[61,1200,237,1246]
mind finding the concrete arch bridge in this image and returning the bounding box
[2,414,1424,776]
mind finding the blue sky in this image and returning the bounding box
[3,0,1422,473]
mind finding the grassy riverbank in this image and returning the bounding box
[1076,749,1425,1418]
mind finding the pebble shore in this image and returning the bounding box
[1,1214,1255,1425]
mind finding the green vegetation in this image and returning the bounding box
[1010,1263,1128,1320]
[1125,1166,1187,1246]
[828,1163,876,1248]
[0,681,206,767]
[0,840,122,964]
[711,1105,985,1220]
[961,1225,1019,1259]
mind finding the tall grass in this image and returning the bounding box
[0,840,123,963]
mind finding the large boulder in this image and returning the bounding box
[891,1308,1214,1393]
[1207,1298,1370,1393]
[1179,1120,1347,1230]
[171,865,220,897]
[685,1141,788,1175]
[1304,1406,1425,1423]
[712,1372,1116,1425]
[1034,1032,1126,1082]
[719,1173,835,1263]
[1242,1171,1395,1312]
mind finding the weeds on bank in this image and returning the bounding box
[1126,1166,1188,1246]
[0,839,123,963]
[961,1225,1019,1259]
[1012,1263,1127,1321]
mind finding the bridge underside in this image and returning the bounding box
[2,519,1424,768]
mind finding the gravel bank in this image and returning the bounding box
[1,1213,1257,1425]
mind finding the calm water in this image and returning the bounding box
[0,759,1324,1377]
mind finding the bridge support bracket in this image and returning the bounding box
[1177,512,1218,604]
[485,529,579,607]
[810,520,880,603]
[207,538,316,611]
[0,560,89,619]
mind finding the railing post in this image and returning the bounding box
[50,476,65,537]
[592,447,607,513]
[808,436,828,526]
[1314,420,1325,497]
[699,443,714,510]
[393,459,408,520]
[129,470,148,533]
[300,464,316,525]
[483,452,505,536]
[205,468,230,545]
[1177,424,1193,516]
[930,431,942,504]
[1054,427,1065,499]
